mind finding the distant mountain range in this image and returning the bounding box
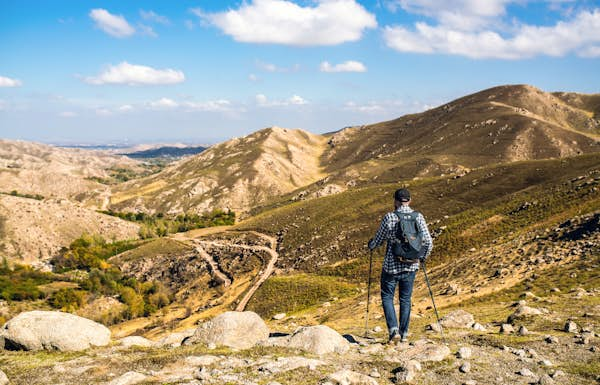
[123,145,207,159]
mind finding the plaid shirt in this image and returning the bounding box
[368,205,433,274]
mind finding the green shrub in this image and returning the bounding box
[49,288,86,312]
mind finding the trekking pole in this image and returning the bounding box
[364,248,374,338]
[421,260,446,344]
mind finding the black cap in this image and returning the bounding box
[394,188,411,202]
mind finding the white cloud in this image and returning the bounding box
[95,108,112,116]
[320,60,367,72]
[384,9,600,59]
[248,73,259,81]
[196,0,377,46]
[0,76,22,87]
[138,24,157,37]
[256,60,300,73]
[149,97,178,109]
[182,100,232,111]
[579,45,600,57]
[140,10,170,25]
[58,111,77,118]
[85,62,185,85]
[89,8,135,38]
[118,104,134,112]
[256,93,308,107]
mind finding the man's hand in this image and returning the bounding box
[367,238,375,250]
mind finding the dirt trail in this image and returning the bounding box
[191,240,232,287]
[194,235,278,311]
[176,230,279,312]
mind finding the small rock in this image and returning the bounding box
[550,288,561,293]
[564,321,578,333]
[369,368,381,378]
[194,367,211,381]
[373,326,383,333]
[439,310,475,329]
[108,372,148,385]
[513,349,526,358]
[500,324,514,334]
[459,362,471,373]
[272,313,286,320]
[427,322,442,332]
[394,360,421,384]
[471,323,486,331]
[326,369,378,385]
[550,370,565,378]
[518,326,529,336]
[590,346,598,352]
[537,374,555,384]
[544,335,558,344]
[463,381,477,385]
[539,359,553,367]
[207,342,217,350]
[0,370,8,385]
[457,347,472,359]
[517,368,535,377]
[119,336,154,348]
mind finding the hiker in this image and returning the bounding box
[368,188,433,343]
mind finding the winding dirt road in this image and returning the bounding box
[177,231,278,311]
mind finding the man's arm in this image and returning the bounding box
[368,213,392,250]
[416,213,433,259]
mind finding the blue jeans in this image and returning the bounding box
[380,269,416,338]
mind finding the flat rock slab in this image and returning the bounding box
[258,356,325,374]
[0,310,111,351]
[389,343,451,363]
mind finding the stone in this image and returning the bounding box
[439,310,475,329]
[537,374,555,384]
[444,283,461,295]
[119,336,154,348]
[402,343,451,362]
[472,323,486,331]
[287,325,350,355]
[518,326,529,336]
[544,335,558,344]
[326,369,378,385]
[457,347,472,359]
[395,360,421,384]
[500,324,514,334]
[564,321,578,333]
[373,326,383,333]
[156,329,195,348]
[369,368,381,378]
[539,359,553,367]
[427,323,442,332]
[550,370,565,378]
[108,371,148,385]
[186,311,269,349]
[507,305,544,323]
[459,362,471,373]
[0,310,110,351]
[258,356,324,374]
[0,370,8,385]
[272,313,286,320]
[517,368,535,377]
[463,381,477,385]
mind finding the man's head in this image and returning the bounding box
[394,188,411,207]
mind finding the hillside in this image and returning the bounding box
[123,145,207,159]
[0,195,140,265]
[110,126,328,215]
[0,139,145,208]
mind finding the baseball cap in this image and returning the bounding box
[394,188,411,202]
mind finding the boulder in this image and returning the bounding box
[187,311,269,349]
[394,360,421,384]
[439,310,475,329]
[564,321,578,333]
[156,329,196,348]
[287,325,350,355]
[507,305,545,323]
[325,369,379,385]
[457,347,472,359]
[119,336,154,348]
[0,369,8,385]
[0,310,110,351]
[500,324,514,334]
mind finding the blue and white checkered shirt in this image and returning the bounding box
[368,205,433,274]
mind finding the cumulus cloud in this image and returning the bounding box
[85,62,185,85]
[194,0,377,46]
[147,98,232,112]
[89,8,135,38]
[138,24,157,37]
[140,10,170,25]
[256,60,300,73]
[149,97,178,109]
[384,9,600,59]
[320,60,367,72]
[256,94,308,107]
[118,104,134,112]
[0,76,22,87]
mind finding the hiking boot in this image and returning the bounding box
[400,335,409,343]
[388,332,401,344]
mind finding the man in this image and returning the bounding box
[368,188,433,343]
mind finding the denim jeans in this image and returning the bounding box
[380,269,416,338]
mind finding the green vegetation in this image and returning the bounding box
[100,209,235,238]
[1,190,44,200]
[247,274,358,317]
[0,260,54,301]
[50,234,140,272]
[86,162,167,185]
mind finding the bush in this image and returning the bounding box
[49,288,86,312]
[119,286,144,319]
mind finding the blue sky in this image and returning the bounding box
[1,0,599,144]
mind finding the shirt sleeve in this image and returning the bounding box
[416,213,433,258]
[369,213,393,249]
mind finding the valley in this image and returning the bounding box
[0,84,599,385]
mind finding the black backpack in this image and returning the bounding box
[391,211,423,261]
